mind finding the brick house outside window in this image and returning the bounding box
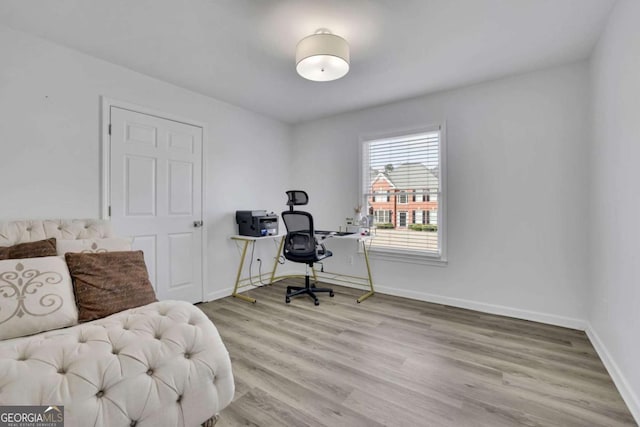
[368,163,438,229]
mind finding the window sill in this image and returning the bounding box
[366,248,448,266]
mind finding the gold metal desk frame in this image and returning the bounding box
[229,235,283,303]
[230,234,376,304]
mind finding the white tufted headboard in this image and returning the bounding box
[0,219,112,246]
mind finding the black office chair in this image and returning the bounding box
[281,190,334,306]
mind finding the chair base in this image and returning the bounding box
[286,275,334,306]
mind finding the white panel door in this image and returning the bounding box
[109,106,203,303]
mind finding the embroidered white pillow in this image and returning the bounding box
[56,237,132,255]
[0,256,78,340]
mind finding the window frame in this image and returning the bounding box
[359,124,447,265]
[373,209,391,224]
[374,190,388,203]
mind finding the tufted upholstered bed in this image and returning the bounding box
[0,219,234,427]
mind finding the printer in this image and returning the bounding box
[235,210,279,237]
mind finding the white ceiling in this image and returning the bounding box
[0,0,615,124]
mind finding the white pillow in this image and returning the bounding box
[56,237,132,255]
[0,256,78,340]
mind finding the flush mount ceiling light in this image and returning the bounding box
[296,29,350,82]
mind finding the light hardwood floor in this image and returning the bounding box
[198,281,636,427]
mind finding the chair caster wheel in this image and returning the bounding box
[329,292,335,297]
[314,300,320,306]
[285,297,290,304]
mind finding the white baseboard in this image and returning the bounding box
[314,277,587,330]
[204,287,233,302]
[203,270,299,303]
[374,284,587,330]
[585,323,640,424]
[205,284,265,303]
[205,275,638,424]
[207,275,584,329]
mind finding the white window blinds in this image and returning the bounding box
[362,130,442,256]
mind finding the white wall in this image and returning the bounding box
[1,12,637,422]
[588,0,640,420]
[292,63,590,327]
[0,25,291,299]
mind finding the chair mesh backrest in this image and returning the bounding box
[286,190,308,207]
[282,211,312,233]
[281,211,315,258]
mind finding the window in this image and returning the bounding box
[374,210,391,224]
[362,127,445,260]
[374,191,388,202]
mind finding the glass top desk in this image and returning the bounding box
[230,232,376,304]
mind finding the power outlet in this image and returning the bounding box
[348,255,354,265]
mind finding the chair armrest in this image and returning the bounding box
[316,240,328,256]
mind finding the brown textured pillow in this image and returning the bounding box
[65,250,157,322]
[0,238,57,260]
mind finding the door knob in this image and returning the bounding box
[193,220,204,228]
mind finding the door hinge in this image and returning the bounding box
[108,124,111,135]
[108,206,111,217]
